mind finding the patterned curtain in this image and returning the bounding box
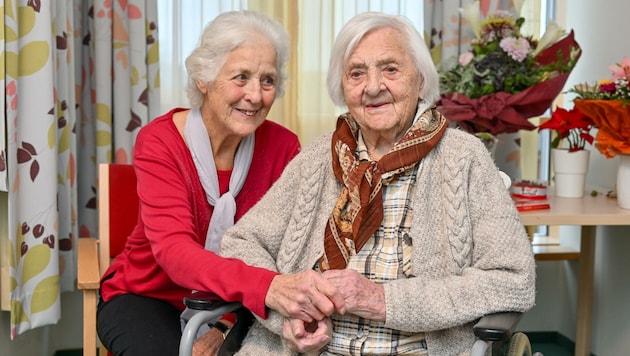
[0,0,159,338]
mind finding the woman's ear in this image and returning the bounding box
[195,80,207,94]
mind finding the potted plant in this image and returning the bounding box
[569,56,630,208]
[538,106,594,198]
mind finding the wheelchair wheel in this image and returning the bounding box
[506,332,532,356]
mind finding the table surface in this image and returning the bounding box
[519,193,630,226]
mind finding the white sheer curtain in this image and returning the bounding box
[156,0,423,144]
[157,0,248,116]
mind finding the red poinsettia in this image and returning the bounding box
[538,106,594,152]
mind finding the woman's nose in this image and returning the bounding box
[244,81,262,103]
[364,71,384,96]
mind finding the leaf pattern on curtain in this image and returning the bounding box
[78,0,160,237]
[1,0,158,338]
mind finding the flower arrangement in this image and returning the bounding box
[538,107,594,152]
[436,1,581,135]
[570,56,630,158]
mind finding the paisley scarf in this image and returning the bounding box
[319,104,447,270]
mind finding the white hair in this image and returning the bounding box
[184,11,290,108]
[326,12,440,107]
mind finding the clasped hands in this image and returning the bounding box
[267,269,386,353]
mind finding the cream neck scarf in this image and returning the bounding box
[183,107,254,252]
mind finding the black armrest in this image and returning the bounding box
[473,312,523,342]
[183,291,232,310]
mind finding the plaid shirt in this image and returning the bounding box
[321,135,428,355]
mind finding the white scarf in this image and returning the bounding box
[183,107,254,252]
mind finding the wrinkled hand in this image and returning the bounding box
[192,327,224,356]
[322,269,386,321]
[266,270,346,322]
[282,317,332,353]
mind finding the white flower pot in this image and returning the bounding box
[617,154,630,209]
[552,149,590,198]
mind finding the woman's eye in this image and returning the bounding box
[233,74,247,82]
[349,71,362,79]
[261,76,275,89]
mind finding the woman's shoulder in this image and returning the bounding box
[438,128,488,157]
[135,108,188,155]
[138,108,185,137]
[298,132,333,158]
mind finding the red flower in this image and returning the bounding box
[539,107,594,152]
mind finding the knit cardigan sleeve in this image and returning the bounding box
[221,133,336,336]
[382,129,536,334]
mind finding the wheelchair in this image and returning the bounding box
[179,294,539,356]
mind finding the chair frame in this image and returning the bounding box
[78,163,138,356]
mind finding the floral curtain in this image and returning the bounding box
[0,0,159,338]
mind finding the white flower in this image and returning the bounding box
[532,21,566,57]
[459,2,482,38]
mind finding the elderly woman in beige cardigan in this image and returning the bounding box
[220,12,535,356]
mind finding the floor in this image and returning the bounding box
[527,331,580,356]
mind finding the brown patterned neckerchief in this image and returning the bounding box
[319,106,447,271]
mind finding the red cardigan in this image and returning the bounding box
[100,108,301,318]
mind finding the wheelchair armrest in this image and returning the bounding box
[473,312,523,342]
[179,292,244,356]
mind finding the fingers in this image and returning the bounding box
[282,318,332,353]
[266,272,346,321]
[305,271,347,315]
[289,317,306,338]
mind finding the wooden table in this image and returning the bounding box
[519,193,630,356]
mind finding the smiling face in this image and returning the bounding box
[342,27,423,152]
[198,37,278,139]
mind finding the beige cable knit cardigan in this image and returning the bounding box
[221,128,536,356]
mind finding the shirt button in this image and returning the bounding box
[356,331,364,339]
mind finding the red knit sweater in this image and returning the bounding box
[100,108,301,318]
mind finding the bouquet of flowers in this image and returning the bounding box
[436,1,581,135]
[571,57,630,158]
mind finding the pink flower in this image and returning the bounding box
[598,80,617,94]
[608,56,630,81]
[459,52,474,66]
[500,37,531,62]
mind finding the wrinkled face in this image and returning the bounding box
[342,27,423,143]
[198,38,278,138]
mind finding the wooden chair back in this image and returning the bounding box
[98,163,139,275]
[78,163,138,356]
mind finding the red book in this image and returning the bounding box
[512,197,551,212]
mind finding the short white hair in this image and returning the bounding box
[184,11,290,108]
[326,12,440,107]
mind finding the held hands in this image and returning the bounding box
[322,269,386,321]
[283,317,333,352]
[266,270,346,322]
